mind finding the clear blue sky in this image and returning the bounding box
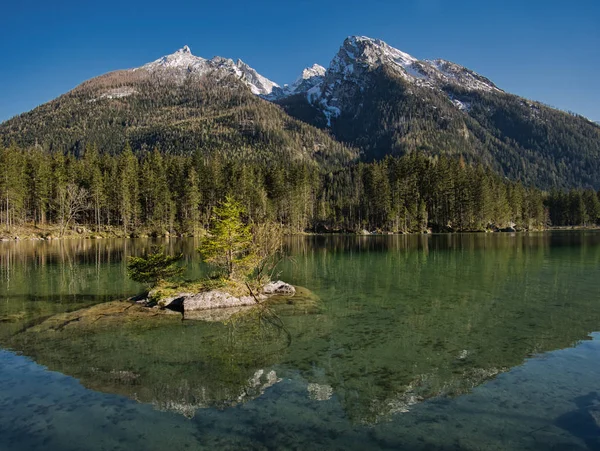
[1,0,599,122]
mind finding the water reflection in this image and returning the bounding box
[555,391,600,450]
[1,232,600,429]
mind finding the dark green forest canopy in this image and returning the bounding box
[0,68,599,234]
[1,142,598,235]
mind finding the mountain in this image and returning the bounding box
[139,45,279,96]
[274,36,600,189]
[0,46,355,166]
[1,38,599,189]
[272,36,501,116]
[268,64,326,99]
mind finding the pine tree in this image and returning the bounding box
[0,144,27,229]
[198,196,255,280]
[118,143,139,234]
[582,190,600,225]
[127,246,184,287]
[82,144,105,231]
[182,165,201,234]
[25,147,52,226]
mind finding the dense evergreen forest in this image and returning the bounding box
[3,67,599,194]
[0,74,356,168]
[1,143,598,236]
[279,66,600,190]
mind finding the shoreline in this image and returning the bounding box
[1,224,599,243]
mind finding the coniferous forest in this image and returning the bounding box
[1,66,599,237]
[1,142,599,237]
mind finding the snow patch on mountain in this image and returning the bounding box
[452,98,471,112]
[272,36,505,125]
[88,87,138,103]
[133,38,507,126]
[101,87,138,100]
[427,59,500,93]
[266,63,326,99]
[137,46,279,96]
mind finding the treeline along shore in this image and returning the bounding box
[1,143,599,239]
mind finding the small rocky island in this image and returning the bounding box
[151,280,296,311]
[123,196,309,322]
[20,279,317,334]
[141,279,303,322]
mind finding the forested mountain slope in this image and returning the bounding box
[1,38,599,190]
[274,37,600,189]
[0,52,356,167]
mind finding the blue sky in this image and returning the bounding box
[1,0,599,122]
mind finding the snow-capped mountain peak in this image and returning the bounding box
[426,59,500,92]
[270,35,504,126]
[300,64,326,80]
[285,64,326,95]
[137,46,279,96]
[133,37,503,125]
[342,36,418,68]
[142,46,206,72]
[234,59,280,95]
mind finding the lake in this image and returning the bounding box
[1,232,600,450]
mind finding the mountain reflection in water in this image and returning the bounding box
[1,232,600,449]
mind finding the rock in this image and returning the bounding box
[150,280,298,316]
[307,383,333,401]
[262,281,296,296]
[128,292,150,303]
[358,229,370,235]
[183,291,263,311]
[157,293,193,308]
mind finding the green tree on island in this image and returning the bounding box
[198,196,256,280]
[127,246,184,287]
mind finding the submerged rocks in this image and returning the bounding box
[307,383,334,401]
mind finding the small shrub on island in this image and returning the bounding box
[126,197,289,311]
[126,246,184,288]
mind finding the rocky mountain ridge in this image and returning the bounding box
[269,36,502,125]
[1,36,599,189]
[137,45,279,96]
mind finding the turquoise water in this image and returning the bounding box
[1,232,600,450]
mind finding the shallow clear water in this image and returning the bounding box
[1,232,600,450]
